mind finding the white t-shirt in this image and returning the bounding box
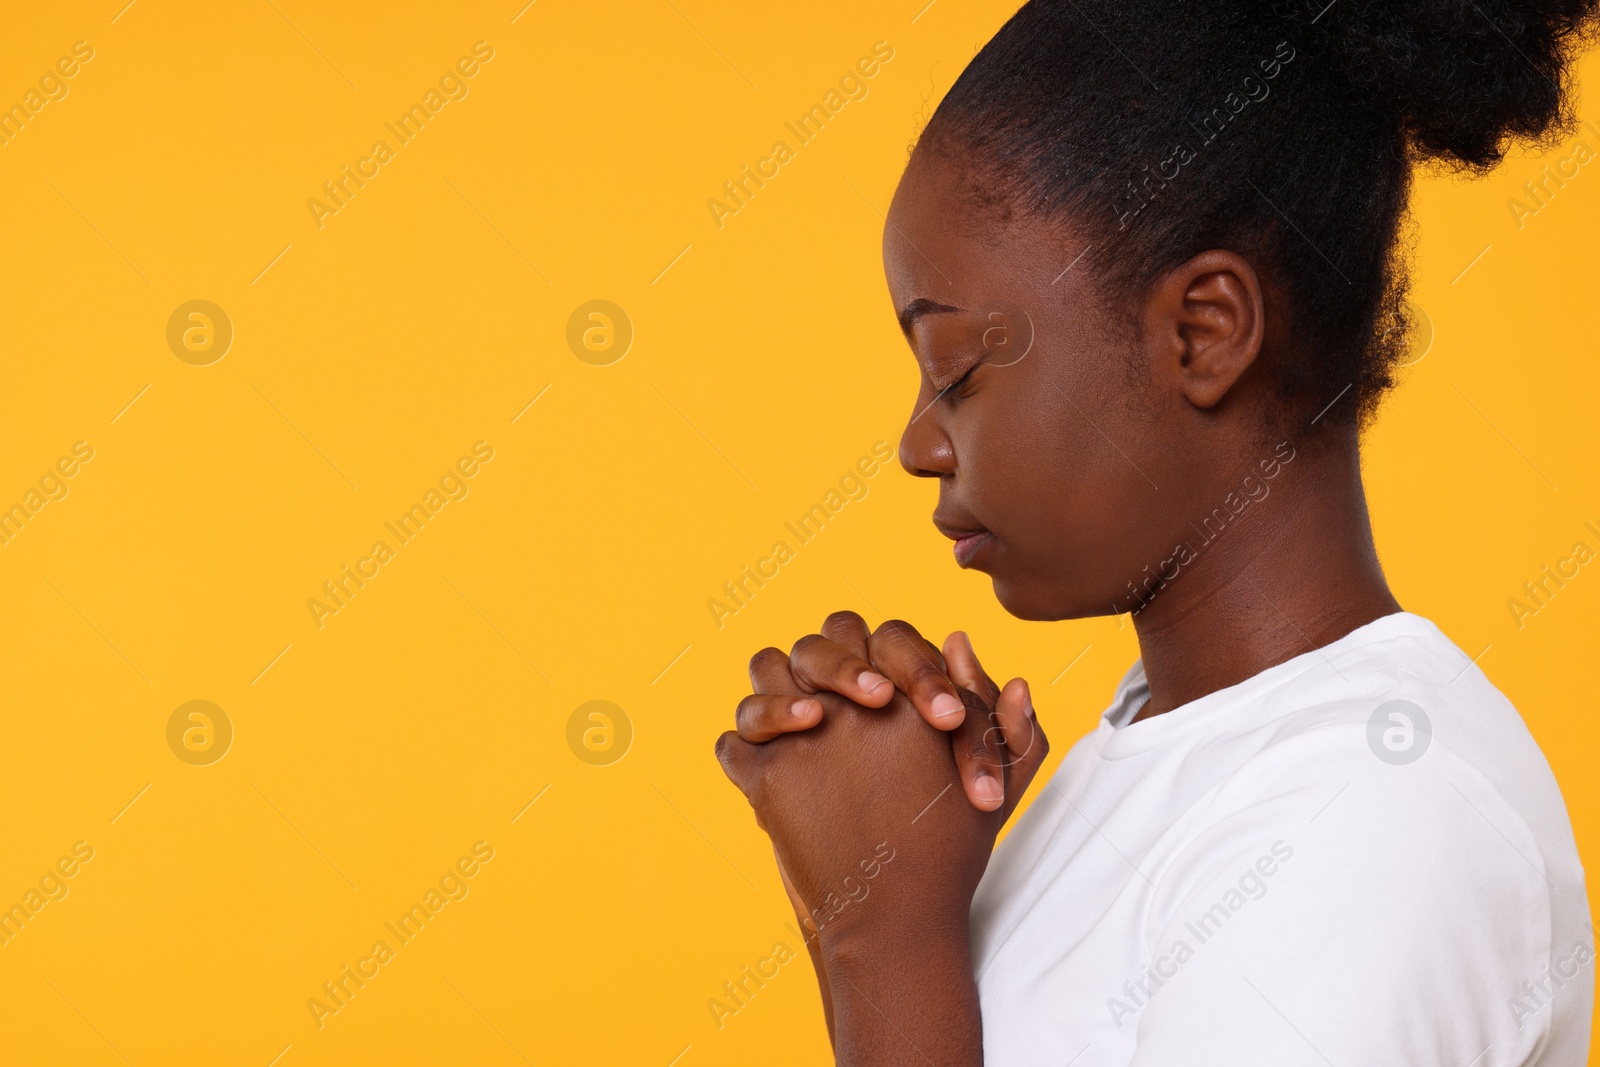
[970,612,1592,1066]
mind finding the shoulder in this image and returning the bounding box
[1180,613,1575,883]
[1132,641,1588,1065]
[1162,653,1570,919]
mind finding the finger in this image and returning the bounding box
[942,631,1001,710]
[950,689,1006,811]
[868,619,966,729]
[818,610,872,658]
[747,646,803,695]
[993,677,1040,763]
[945,632,1042,785]
[993,678,1049,820]
[736,693,823,742]
[714,730,763,804]
[789,634,893,707]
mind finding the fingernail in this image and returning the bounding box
[791,699,820,720]
[858,671,889,695]
[975,772,1003,805]
[931,693,964,721]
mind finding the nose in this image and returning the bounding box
[899,400,955,479]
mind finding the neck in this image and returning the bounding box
[1128,436,1400,721]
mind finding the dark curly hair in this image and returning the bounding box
[920,0,1599,428]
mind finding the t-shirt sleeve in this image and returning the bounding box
[1125,726,1558,1067]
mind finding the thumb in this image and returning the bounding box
[942,630,1001,708]
[993,678,1048,821]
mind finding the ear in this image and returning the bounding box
[1143,250,1265,409]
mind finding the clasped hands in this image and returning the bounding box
[715,610,1050,955]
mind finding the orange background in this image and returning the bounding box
[0,2,1594,1063]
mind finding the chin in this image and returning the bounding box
[989,574,1071,622]
[989,570,1115,623]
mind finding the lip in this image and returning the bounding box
[951,531,993,567]
[934,518,994,568]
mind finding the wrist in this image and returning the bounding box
[820,909,973,981]
[820,914,982,1066]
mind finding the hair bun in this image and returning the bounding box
[1301,0,1599,167]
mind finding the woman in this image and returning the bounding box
[715,0,1596,1064]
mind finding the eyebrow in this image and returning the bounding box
[897,298,964,335]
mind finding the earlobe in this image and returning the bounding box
[1154,250,1265,410]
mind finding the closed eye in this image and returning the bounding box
[939,362,980,398]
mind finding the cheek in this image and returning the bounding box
[958,347,1170,618]
[957,353,1091,530]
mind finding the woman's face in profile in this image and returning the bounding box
[883,150,1186,622]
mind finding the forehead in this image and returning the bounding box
[882,155,974,299]
[881,151,1067,310]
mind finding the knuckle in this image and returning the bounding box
[734,694,765,725]
[877,620,945,669]
[748,646,786,675]
[874,618,921,644]
[789,633,828,661]
[823,609,866,632]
